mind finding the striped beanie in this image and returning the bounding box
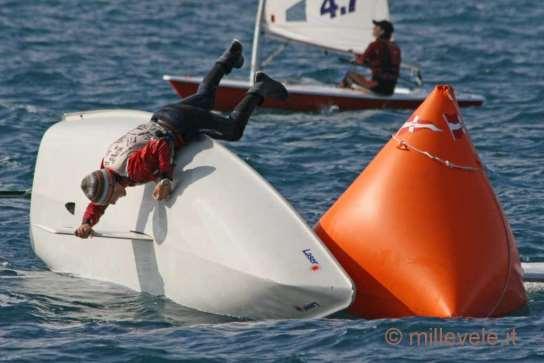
[80,169,115,205]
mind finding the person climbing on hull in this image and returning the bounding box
[76,39,288,238]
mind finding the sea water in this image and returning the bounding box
[1,0,543,361]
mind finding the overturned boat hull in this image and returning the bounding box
[30,109,354,320]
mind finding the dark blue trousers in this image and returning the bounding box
[152,64,258,142]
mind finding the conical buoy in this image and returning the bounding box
[316,85,527,318]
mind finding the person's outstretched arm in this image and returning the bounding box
[154,140,174,200]
[75,203,107,238]
[127,138,175,200]
[355,41,378,67]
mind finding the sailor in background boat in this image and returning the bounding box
[75,39,288,238]
[340,20,401,96]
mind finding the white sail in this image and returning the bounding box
[263,0,389,54]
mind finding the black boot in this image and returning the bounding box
[248,72,288,102]
[227,94,262,140]
[216,39,244,74]
[226,73,288,139]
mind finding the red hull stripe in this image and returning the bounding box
[165,78,484,112]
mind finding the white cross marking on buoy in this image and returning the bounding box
[400,115,443,133]
[409,115,419,132]
[443,113,466,141]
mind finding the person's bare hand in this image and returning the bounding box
[75,223,94,239]
[153,179,172,201]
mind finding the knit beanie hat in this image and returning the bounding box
[81,169,115,205]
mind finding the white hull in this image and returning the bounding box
[30,110,354,320]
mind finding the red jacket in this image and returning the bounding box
[356,39,401,82]
[82,138,174,226]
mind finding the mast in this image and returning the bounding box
[250,0,266,86]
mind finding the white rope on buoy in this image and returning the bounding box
[391,135,480,172]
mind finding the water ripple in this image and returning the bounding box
[1,0,543,361]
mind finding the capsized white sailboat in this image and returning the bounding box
[29,109,354,319]
[164,0,484,111]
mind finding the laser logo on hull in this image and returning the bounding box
[302,249,320,271]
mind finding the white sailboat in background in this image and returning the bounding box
[252,0,390,75]
[164,0,483,111]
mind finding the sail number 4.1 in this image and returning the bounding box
[320,0,357,18]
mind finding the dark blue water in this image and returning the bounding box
[1,0,543,361]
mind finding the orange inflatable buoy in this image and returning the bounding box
[316,85,527,318]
